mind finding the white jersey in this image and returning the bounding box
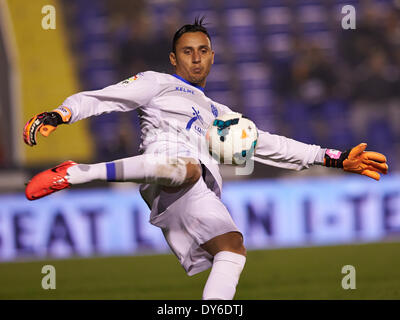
[57,71,324,201]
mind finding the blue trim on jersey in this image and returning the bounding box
[172,74,205,92]
[106,162,116,181]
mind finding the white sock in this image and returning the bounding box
[66,163,107,184]
[66,154,187,186]
[202,251,246,300]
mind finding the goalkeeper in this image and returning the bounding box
[23,18,388,300]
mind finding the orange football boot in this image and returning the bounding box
[25,160,77,200]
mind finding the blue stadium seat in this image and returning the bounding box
[225,8,261,63]
[242,89,277,132]
[221,0,253,10]
[206,64,231,92]
[236,62,271,91]
[259,0,290,8]
[261,6,292,34]
[322,101,354,149]
[365,118,396,171]
[293,3,331,35]
[282,100,316,143]
[185,0,214,12]
[244,103,277,132]
[263,32,292,60]
[229,34,262,63]
[366,119,395,149]
[225,7,256,27]
[293,0,326,5]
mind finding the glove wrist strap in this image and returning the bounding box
[53,106,72,123]
[324,149,350,168]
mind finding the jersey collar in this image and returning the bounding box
[172,74,205,92]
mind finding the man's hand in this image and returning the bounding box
[23,108,71,146]
[324,143,388,181]
[342,143,388,181]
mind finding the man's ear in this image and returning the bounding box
[169,52,177,67]
[211,50,215,65]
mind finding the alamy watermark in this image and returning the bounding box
[41,5,56,30]
[41,265,56,290]
[342,5,356,30]
[341,265,356,290]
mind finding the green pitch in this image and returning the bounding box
[0,241,399,299]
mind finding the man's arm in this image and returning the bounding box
[23,71,160,146]
[253,129,324,170]
[253,129,388,180]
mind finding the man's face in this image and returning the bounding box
[169,31,214,87]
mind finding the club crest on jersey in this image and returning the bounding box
[211,104,218,117]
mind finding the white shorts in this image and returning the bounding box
[148,176,241,276]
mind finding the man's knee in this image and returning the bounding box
[229,233,246,256]
[201,232,246,257]
[226,232,246,256]
[184,161,201,185]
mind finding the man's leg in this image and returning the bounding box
[25,155,201,200]
[67,154,201,186]
[200,232,246,300]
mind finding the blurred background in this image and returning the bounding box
[0,0,399,273]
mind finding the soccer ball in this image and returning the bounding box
[206,112,258,165]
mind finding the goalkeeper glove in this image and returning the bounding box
[324,143,389,181]
[23,107,71,146]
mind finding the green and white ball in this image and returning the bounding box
[206,112,258,165]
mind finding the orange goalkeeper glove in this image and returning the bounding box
[324,143,388,181]
[23,107,71,146]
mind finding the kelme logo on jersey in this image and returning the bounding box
[176,87,195,95]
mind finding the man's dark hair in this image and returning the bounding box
[172,16,211,53]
